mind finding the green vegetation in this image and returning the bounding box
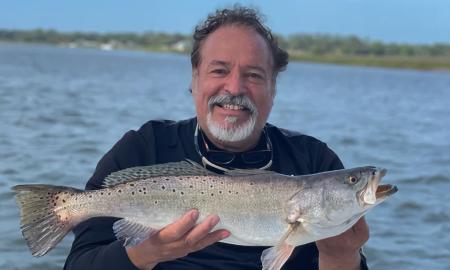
[1,29,449,71]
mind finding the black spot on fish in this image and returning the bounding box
[144,192,147,194]
[100,192,104,195]
[201,191,204,195]
[219,191,222,194]
[220,181,224,185]
[132,192,135,195]
[181,191,184,195]
[211,193,214,196]
[210,185,213,188]
[235,192,239,194]
[62,199,66,203]
[153,180,157,183]
[162,186,166,190]
[154,201,158,204]
[89,195,92,198]
[143,188,146,191]
[53,203,57,206]
[172,189,176,192]
[130,183,135,187]
[118,190,122,193]
[189,185,193,188]
[139,189,142,192]
[250,182,254,185]
[228,191,232,193]
[55,196,59,200]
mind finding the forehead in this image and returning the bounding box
[198,25,273,70]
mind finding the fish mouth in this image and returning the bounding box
[360,167,398,205]
[375,184,398,200]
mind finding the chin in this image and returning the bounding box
[206,113,257,143]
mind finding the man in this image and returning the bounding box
[64,6,369,270]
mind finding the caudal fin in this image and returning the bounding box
[12,184,83,256]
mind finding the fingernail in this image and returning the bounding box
[221,231,230,239]
[209,215,220,226]
[190,209,199,220]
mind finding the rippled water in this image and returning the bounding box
[1,43,449,269]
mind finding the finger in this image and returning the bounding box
[352,217,369,243]
[183,214,221,246]
[353,217,368,231]
[191,229,230,252]
[157,209,199,242]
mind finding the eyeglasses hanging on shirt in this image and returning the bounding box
[194,124,273,172]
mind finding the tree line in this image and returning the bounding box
[2,29,450,57]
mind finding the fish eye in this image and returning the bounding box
[348,175,359,185]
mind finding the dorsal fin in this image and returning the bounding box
[102,159,216,187]
[224,168,278,177]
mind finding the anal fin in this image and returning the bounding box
[113,219,158,247]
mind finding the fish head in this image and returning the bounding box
[286,166,397,233]
[329,166,398,212]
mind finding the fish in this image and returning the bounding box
[12,160,398,270]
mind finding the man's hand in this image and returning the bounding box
[126,209,230,270]
[316,217,369,270]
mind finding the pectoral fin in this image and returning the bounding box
[113,219,159,247]
[261,223,299,270]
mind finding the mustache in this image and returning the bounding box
[208,94,257,114]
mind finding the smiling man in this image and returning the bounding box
[191,24,275,152]
[65,6,369,270]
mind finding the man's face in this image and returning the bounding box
[191,25,275,150]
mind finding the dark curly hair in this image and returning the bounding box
[191,5,289,78]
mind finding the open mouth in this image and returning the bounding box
[375,184,398,199]
[216,103,250,111]
[360,167,398,205]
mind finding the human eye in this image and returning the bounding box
[209,68,228,77]
[246,71,265,82]
[249,72,263,79]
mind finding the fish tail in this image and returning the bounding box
[12,184,83,257]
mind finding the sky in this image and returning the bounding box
[0,0,449,44]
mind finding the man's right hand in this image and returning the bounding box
[125,209,230,270]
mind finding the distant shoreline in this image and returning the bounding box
[1,40,449,72]
[289,54,450,72]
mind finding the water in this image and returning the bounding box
[1,42,449,269]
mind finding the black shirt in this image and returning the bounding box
[64,117,368,270]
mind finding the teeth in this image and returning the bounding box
[222,104,244,110]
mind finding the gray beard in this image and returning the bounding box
[206,112,257,143]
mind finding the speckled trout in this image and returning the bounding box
[12,160,397,270]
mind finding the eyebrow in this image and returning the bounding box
[208,60,231,68]
[207,60,268,75]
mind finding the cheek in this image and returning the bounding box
[193,84,215,115]
[256,94,274,116]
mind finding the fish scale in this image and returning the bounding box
[69,173,297,243]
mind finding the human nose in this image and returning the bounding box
[224,71,245,96]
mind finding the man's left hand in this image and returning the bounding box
[316,217,369,270]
